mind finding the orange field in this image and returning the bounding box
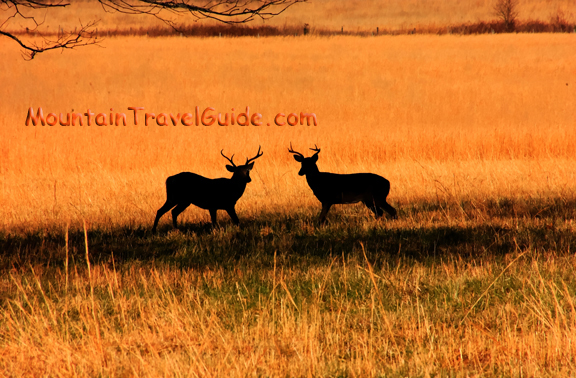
[4,0,575,32]
[1,33,575,230]
[2,2,576,376]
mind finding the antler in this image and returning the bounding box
[309,144,321,156]
[220,149,236,167]
[245,145,263,165]
[288,142,305,158]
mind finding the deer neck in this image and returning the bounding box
[305,166,322,187]
[229,174,248,192]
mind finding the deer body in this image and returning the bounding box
[167,171,248,207]
[290,144,397,223]
[306,172,390,204]
[152,147,262,232]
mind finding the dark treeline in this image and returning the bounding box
[13,18,576,39]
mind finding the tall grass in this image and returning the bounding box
[2,222,576,375]
[1,34,575,231]
[3,0,574,32]
[1,31,576,376]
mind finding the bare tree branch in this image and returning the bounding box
[493,0,519,32]
[1,1,99,59]
[97,0,306,25]
[1,21,98,60]
[1,0,306,59]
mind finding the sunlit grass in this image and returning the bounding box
[1,30,576,376]
[4,0,574,31]
[2,211,576,375]
[1,34,575,231]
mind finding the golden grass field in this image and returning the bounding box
[1,1,576,376]
[1,34,575,230]
[5,0,575,32]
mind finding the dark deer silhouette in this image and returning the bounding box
[152,146,263,232]
[288,144,397,224]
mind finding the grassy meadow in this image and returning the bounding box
[5,0,575,32]
[1,6,576,376]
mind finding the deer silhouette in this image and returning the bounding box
[289,144,397,224]
[152,146,263,232]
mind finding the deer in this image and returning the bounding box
[288,144,397,224]
[152,146,263,232]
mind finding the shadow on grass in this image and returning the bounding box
[1,196,575,271]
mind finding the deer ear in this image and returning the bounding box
[293,155,303,162]
[247,162,254,170]
[226,165,236,172]
[311,154,318,163]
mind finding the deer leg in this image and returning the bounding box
[209,209,218,226]
[171,203,190,229]
[381,201,398,219]
[226,207,240,225]
[318,203,332,224]
[153,200,176,232]
[363,200,383,218]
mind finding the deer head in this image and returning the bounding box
[288,143,321,176]
[221,145,263,183]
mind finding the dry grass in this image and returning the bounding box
[1,26,576,377]
[4,0,575,32]
[1,34,575,230]
[3,245,576,376]
[280,0,576,29]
